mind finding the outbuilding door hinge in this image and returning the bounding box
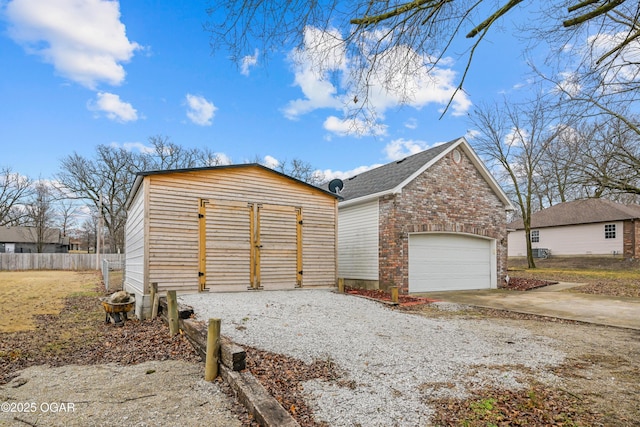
[198,271,205,277]
[198,213,204,218]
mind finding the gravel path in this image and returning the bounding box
[180,290,567,427]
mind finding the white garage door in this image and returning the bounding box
[409,233,492,292]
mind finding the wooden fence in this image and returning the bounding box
[0,253,124,271]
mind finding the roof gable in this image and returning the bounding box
[333,137,513,209]
[508,198,640,229]
[126,163,338,209]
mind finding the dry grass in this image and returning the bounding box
[508,257,640,298]
[0,271,101,333]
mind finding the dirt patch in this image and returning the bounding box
[0,273,253,426]
[0,270,99,332]
[0,361,244,427]
[404,304,640,426]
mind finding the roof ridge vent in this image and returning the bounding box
[396,158,406,164]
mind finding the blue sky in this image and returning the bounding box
[1,0,535,182]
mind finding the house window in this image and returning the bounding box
[531,230,539,243]
[604,224,616,239]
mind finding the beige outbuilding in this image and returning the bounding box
[123,164,339,318]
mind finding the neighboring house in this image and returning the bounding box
[123,164,339,319]
[331,137,513,293]
[0,226,69,253]
[507,198,640,259]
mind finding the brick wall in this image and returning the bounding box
[623,219,640,259]
[379,148,508,292]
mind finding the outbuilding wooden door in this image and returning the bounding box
[199,200,302,291]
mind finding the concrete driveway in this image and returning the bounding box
[418,283,640,330]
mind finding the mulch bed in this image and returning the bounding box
[344,286,436,306]
[504,277,558,291]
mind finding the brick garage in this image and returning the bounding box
[333,137,513,293]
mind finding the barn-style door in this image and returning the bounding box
[199,200,302,291]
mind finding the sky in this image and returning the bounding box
[0,0,536,182]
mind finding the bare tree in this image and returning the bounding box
[0,167,31,226]
[207,1,638,115]
[54,198,81,237]
[275,158,326,186]
[469,95,563,268]
[23,180,55,253]
[576,117,640,196]
[142,135,203,170]
[251,155,326,185]
[80,214,98,254]
[56,145,142,254]
[534,126,585,207]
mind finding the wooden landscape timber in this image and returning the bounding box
[158,297,246,371]
[157,296,299,426]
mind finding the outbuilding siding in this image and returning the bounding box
[124,182,145,295]
[124,165,337,317]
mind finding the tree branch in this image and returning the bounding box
[563,0,626,28]
[466,0,524,38]
[351,0,445,27]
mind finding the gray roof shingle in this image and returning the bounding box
[508,198,640,229]
[0,226,62,244]
[332,139,460,201]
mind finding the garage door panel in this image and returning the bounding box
[409,234,492,292]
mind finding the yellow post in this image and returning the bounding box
[149,282,158,319]
[167,290,179,336]
[198,199,207,292]
[296,207,303,288]
[338,278,345,293]
[391,286,399,303]
[205,318,221,381]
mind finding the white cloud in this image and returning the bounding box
[588,31,640,83]
[318,164,383,181]
[121,141,154,154]
[262,155,280,169]
[504,127,529,147]
[383,138,432,161]
[240,49,259,76]
[213,152,232,166]
[5,0,141,89]
[283,27,346,120]
[283,26,472,135]
[89,92,138,122]
[404,118,418,129]
[323,116,387,137]
[465,129,481,140]
[185,94,216,126]
[556,71,582,96]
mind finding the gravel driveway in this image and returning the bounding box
[180,290,566,426]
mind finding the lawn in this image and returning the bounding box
[0,270,101,332]
[508,256,640,297]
